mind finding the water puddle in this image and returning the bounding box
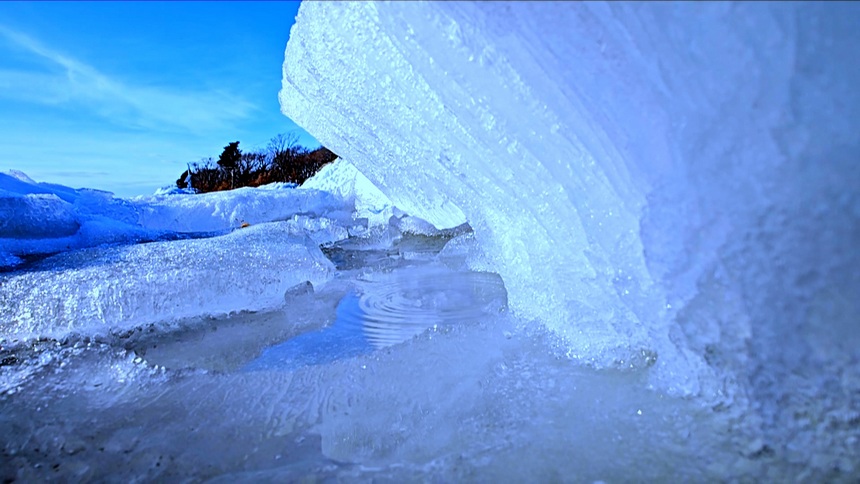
[124,233,505,374]
[246,264,507,371]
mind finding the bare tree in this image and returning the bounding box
[267,132,300,159]
[267,132,302,181]
[175,133,336,193]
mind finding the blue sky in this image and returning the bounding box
[0,1,318,197]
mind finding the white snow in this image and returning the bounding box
[279,2,860,399]
[134,185,350,233]
[300,157,395,226]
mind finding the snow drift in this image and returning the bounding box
[0,168,357,270]
[300,157,395,227]
[279,2,860,397]
[135,184,350,233]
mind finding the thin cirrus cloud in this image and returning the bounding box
[0,24,257,134]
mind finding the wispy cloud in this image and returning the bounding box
[0,24,257,134]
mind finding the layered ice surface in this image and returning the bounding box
[280,1,860,396]
[0,223,335,342]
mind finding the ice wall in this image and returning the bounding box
[280,2,860,396]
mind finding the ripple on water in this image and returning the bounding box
[246,264,508,371]
[350,265,507,349]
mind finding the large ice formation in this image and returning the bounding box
[280,2,860,396]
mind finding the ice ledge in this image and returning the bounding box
[280,2,860,397]
[0,222,335,341]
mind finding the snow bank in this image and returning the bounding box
[0,171,357,269]
[0,222,334,341]
[1,172,153,269]
[1,157,451,272]
[134,185,350,233]
[301,157,396,226]
[280,2,860,396]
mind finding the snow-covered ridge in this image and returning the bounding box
[279,2,860,396]
[134,185,349,233]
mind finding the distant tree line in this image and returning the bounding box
[176,133,337,193]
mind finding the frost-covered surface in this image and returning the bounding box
[0,222,334,341]
[0,327,751,483]
[280,2,860,393]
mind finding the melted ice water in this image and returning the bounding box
[246,265,507,371]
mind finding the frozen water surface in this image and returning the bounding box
[245,264,507,371]
[0,222,335,342]
[2,224,853,481]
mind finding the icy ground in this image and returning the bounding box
[0,159,855,481]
